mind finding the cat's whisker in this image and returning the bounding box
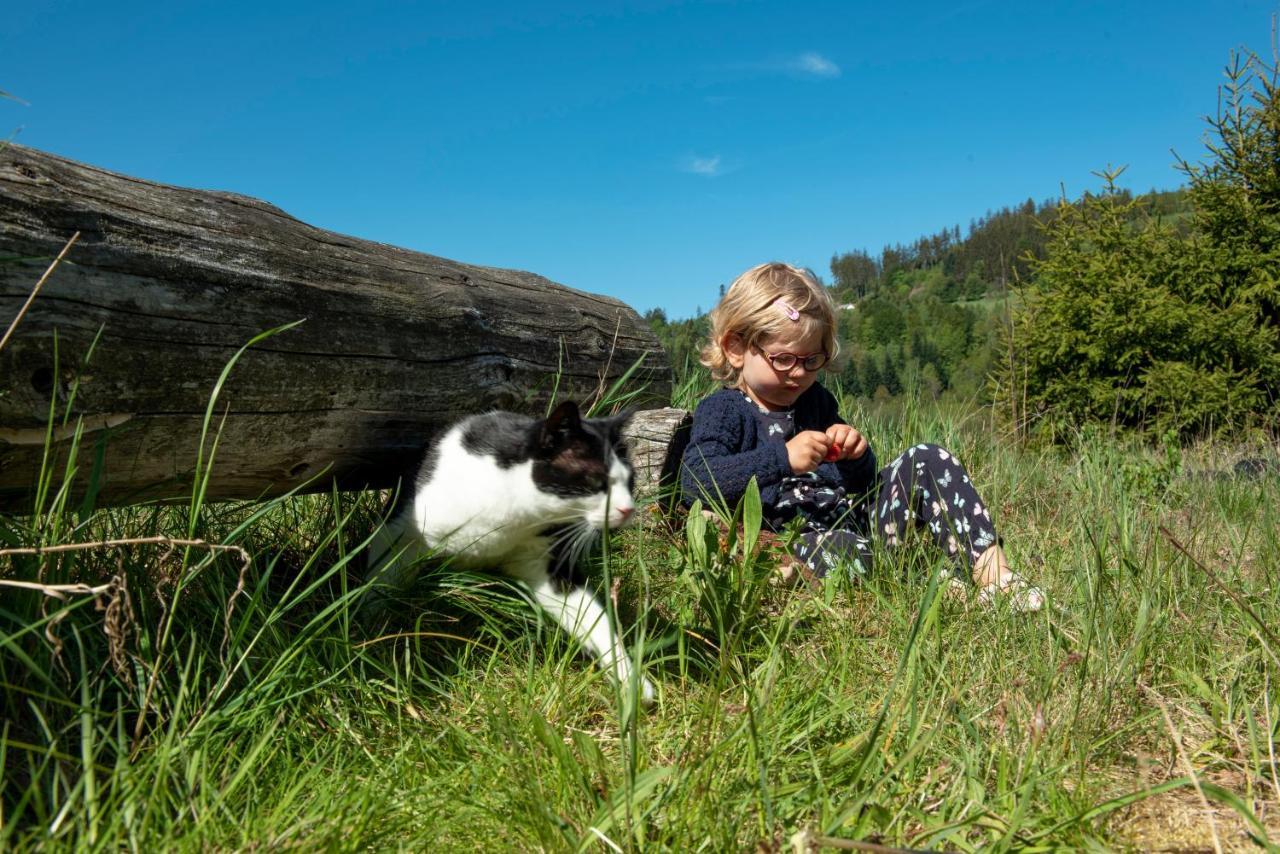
[546,520,598,572]
[545,521,587,551]
[569,525,599,571]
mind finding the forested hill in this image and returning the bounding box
[827,186,1192,304]
[647,186,1192,403]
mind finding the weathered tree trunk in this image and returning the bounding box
[620,407,692,501]
[0,144,672,510]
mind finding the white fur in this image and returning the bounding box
[366,420,654,704]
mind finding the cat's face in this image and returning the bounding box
[533,401,636,531]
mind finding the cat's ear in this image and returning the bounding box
[603,409,634,436]
[540,400,581,450]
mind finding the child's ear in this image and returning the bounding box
[723,332,747,369]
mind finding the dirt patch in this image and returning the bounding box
[1110,772,1279,852]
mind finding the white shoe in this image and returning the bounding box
[977,573,1045,612]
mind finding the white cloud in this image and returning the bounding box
[792,52,840,78]
[682,154,723,176]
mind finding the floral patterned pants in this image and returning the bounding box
[778,443,1000,579]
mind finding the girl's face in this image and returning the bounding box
[725,326,827,412]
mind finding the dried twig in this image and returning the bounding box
[98,565,135,678]
[0,535,249,568]
[220,554,249,662]
[589,313,624,412]
[0,571,135,678]
[0,577,114,598]
[1,535,253,721]
[0,231,80,353]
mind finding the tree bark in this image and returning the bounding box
[620,407,692,502]
[0,144,671,510]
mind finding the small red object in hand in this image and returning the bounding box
[824,443,842,462]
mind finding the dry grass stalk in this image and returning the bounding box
[2,535,252,685]
[0,230,80,353]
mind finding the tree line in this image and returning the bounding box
[647,187,1192,409]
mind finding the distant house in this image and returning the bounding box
[838,303,857,311]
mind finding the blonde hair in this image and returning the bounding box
[700,261,839,384]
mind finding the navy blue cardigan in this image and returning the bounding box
[679,383,878,514]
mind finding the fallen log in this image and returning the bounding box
[0,144,673,510]
[621,406,692,500]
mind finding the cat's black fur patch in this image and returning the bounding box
[458,401,633,500]
[381,439,443,520]
[412,437,444,490]
[531,404,631,498]
[461,412,538,469]
[533,438,610,497]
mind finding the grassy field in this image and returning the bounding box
[2,377,1278,851]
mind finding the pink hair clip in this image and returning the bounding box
[773,298,800,321]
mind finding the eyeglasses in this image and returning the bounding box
[754,346,829,372]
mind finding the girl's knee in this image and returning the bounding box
[914,443,966,471]
[903,442,950,462]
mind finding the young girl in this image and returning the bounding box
[679,262,1043,610]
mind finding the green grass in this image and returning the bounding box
[2,374,1278,850]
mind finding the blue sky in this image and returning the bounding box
[4,1,1278,318]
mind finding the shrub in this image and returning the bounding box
[1002,49,1280,439]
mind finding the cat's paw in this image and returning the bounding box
[639,676,657,708]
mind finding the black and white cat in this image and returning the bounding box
[366,400,655,704]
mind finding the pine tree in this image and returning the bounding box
[1179,50,1280,334]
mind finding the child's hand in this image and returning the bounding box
[825,424,868,461]
[786,431,832,473]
